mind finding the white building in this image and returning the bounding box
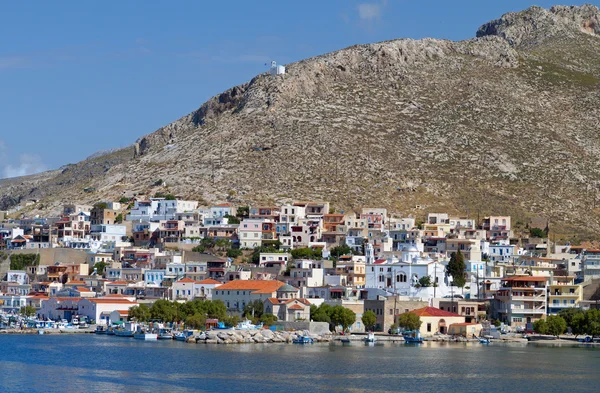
[90,224,127,242]
[126,198,198,222]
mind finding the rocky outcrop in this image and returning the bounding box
[477,4,600,47]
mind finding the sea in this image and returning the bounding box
[0,335,599,392]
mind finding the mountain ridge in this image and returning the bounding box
[2,4,600,240]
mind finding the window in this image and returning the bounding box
[427,323,431,332]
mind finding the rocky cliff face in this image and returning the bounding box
[2,4,600,239]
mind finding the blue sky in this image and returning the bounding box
[0,0,597,179]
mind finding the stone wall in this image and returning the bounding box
[272,321,330,335]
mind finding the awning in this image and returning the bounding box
[330,289,343,293]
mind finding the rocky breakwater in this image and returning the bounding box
[191,329,331,345]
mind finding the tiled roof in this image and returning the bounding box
[217,280,284,294]
[502,276,547,282]
[409,306,462,318]
[196,278,222,285]
[88,298,136,304]
[288,304,304,310]
[176,278,196,283]
[76,287,93,292]
[109,281,128,285]
[265,297,279,304]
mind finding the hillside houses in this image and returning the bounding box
[2,197,599,333]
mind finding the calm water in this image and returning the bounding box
[0,335,599,392]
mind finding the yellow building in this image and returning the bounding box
[547,275,583,314]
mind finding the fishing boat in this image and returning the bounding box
[106,326,116,335]
[133,330,158,340]
[479,337,490,344]
[402,330,423,343]
[114,322,137,337]
[293,336,314,344]
[37,329,45,335]
[340,337,351,344]
[174,330,195,341]
[158,328,174,340]
[95,325,108,334]
[235,319,261,330]
[364,332,376,343]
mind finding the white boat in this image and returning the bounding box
[38,329,45,335]
[158,328,174,340]
[174,330,195,341]
[114,322,137,337]
[364,332,376,343]
[134,332,158,340]
[235,319,261,330]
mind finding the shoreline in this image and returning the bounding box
[2,328,599,346]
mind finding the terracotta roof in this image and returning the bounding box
[450,322,481,327]
[76,287,93,292]
[176,278,196,283]
[54,297,82,302]
[373,259,387,264]
[109,281,128,285]
[196,278,222,285]
[88,298,136,304]
[288,304,304,310]
[502,276,547,282]
[216,280,284,294]
[265,297,279,304]
[282,298,311,305]
[214,203,231,207]
[115,310,130,315]
[409,306,462,318]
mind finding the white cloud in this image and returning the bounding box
[2,153,47,179]
[357,3,382,21]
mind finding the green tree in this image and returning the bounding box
[397,312,421,331]
[9,254,40,270]
[222,315,240,327]
[150,300,179,322]
[128,304,151,322]
[185,313,206,329]
[447,250,466,288]
[558,308,584,335]
[164,194,176,200]
[191,245,205,253]
[571,312,587,337]
[243,299,264,319]
[330,244,352,259]
[93,261,108,275]
[533,319,548,334]
[291,247,322,260]
[529,227,547,238]
[259,313,278,326]
[227,249,243,259]
[224,214,240,224]
[361,310,377,331]
[584,309,600,337]
[119,197,130,204]
[215,238,232,251]
[115,213,123,223]
[20,306,36,317]
[545,315,567,337]
[236,206,249,219]
[418,275,432,288]
[330,305,356,332]
[94,202,108,209]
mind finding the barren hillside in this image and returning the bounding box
[2,4,600,240]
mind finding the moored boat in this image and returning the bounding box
[174,330,195,341]
[402,330,423,343]
[134,331,158,340]
[95,325,108,334]
[293,336,314,344]
[158,328,174,340]
[364,332,376,343]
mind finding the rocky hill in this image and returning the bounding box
[2,4,600,240]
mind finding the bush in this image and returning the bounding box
[119,197,130,204]
[10,254,40,270]
[227,249,243,258]
[529,227,547,238]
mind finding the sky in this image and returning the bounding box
[1,0,598,179]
